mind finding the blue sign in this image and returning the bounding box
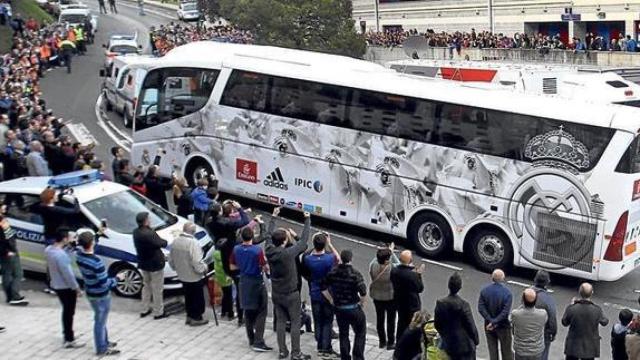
[561,14,581,21]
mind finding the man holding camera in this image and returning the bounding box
[265,207,312,360]
[45,229,84,349]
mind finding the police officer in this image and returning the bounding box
[74,26,85,55]
[59,37,76,74]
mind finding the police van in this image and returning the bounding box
[100,55,156,128]
[0,170,214,297]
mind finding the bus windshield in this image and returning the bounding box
[135,67,219,131]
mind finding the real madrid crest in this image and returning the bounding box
[505,126,601,271]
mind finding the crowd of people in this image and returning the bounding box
[149,22,254,56]
[365,28,640,53]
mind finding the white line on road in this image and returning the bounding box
[95,95,131,152]
[104,117,133,143]
[507,280,555,293]
[118,1,178,19]
[275,216,463,271]
[604,302,640,314]
[66,122,99,146]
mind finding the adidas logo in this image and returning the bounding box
[263,167,288,190]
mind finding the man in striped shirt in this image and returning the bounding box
[76,230,122,357]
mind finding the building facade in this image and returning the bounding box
[354,0,640,43]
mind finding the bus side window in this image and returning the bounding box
[616,135,640,174]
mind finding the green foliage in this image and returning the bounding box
[202,0,366,58]
[0,0,54,53]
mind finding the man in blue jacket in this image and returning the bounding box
[478,269,513,360]
[532,270,557,360]
[191,178,215,226]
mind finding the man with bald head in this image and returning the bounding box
[562,282,609,360]
[478,269,513,360]
[390,250,424,340]
[511,289,547,360]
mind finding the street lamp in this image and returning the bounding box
[374,0,380,32]
[488,0,494,33]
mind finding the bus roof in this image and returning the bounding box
[157,41,640,134]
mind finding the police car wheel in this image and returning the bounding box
[112,264,143,297]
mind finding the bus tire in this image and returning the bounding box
[469,227,513,273]
[123,109,132,128]
[185,158,213,188]
[110,263,143,298]
[407,212,452,258]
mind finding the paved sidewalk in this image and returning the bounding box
[0,289,391,360]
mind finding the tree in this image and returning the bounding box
[201,0,366,58]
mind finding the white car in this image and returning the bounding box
[0,170,214,297]
[177,2,201,22]
[103,34,141,69]
[59,8,98,35]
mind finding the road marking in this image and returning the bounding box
[105,117,133,143]
[507,280,555,293]
[66,122,99,146]
[117,1,178,19]
[275,216,463,271]
[95,94,131,152]
[604,302,640,314]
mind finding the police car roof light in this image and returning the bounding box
[48,170,101,188]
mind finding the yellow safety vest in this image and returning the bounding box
[75,28,84,41]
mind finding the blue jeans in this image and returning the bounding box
[311,299,334,352]
[89,296,111,354]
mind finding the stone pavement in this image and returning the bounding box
[0,289,391,360]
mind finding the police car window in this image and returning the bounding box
[83,190,177,234]
[118,69,130,89]
[0,194,43,225]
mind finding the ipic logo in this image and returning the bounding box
[294,178,323,193]
[264,168,288,190]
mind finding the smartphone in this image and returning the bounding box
[101,219,107,228]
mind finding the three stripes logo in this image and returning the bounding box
[263,167,288,190]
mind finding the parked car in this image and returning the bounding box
[0,170,214,297]
[177,1,201,22]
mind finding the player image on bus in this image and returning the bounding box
[132,41,640,281]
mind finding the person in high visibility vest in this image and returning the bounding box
[59,37,76,74]
[74,26,85,55]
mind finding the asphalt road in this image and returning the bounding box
[29,2,640,359]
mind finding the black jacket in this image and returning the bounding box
[393,326,423,360]
[265,216,309,295]
[133,226,168,272]
[38,197,80,240]
[207,209,250,276]
[323,264,366,307]
[390,264,423,311]
[0,223,17,258]
[434,294,479,357]
[173,187,192,218]
[562,299,609,358]
[144,175,172,210]
[117,171,134,187]
[4,150,28,180]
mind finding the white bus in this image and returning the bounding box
[132,42,640,281]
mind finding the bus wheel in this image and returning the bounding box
[110,263,143,298]
[185,158,213,188]
[470,228,513,273]
[123,110,132,128]
[408,212,452,258]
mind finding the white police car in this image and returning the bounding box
[0,170,214,297]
